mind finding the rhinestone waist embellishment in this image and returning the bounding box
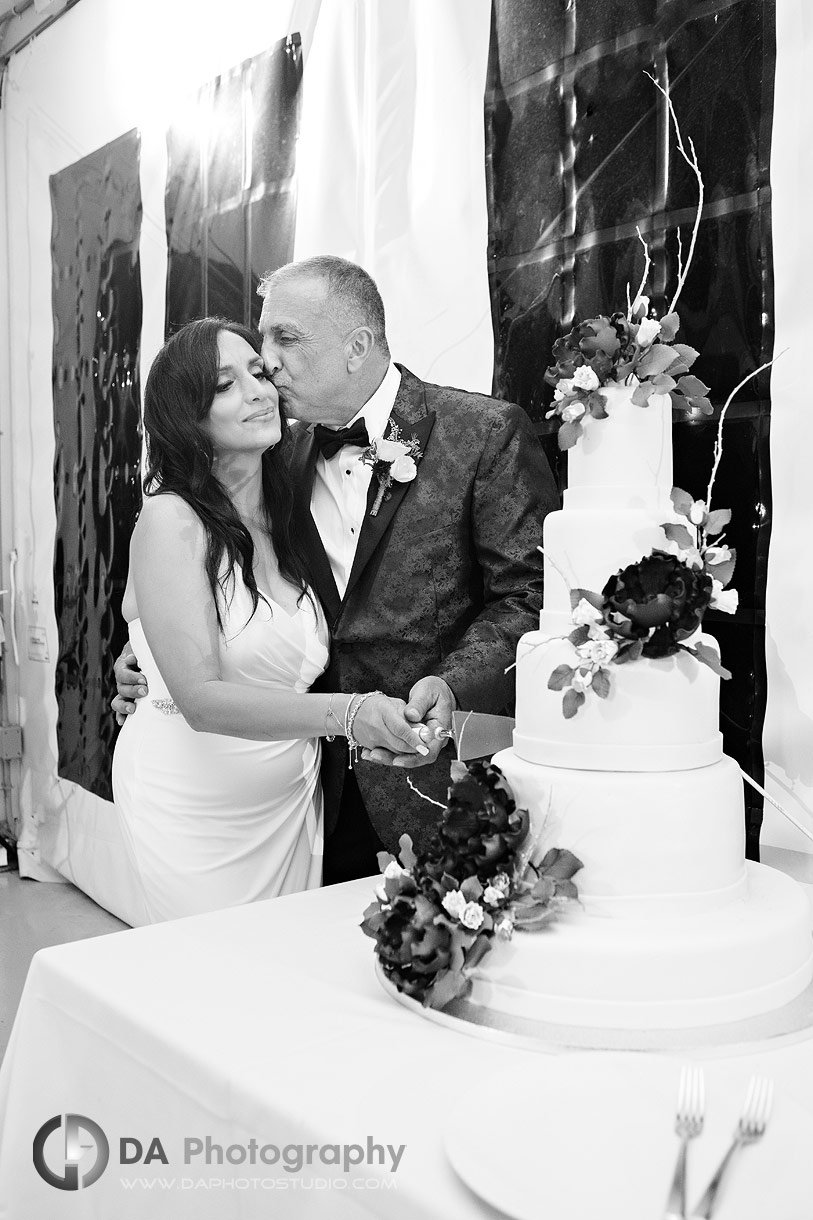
[151,698,181,715]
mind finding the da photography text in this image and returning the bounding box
[33,1114,405,1192]
[124,1134,406,1174]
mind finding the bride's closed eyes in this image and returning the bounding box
[216,364,273,394]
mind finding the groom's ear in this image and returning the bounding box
[345,325,375,371]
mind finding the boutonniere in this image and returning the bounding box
[360,423,423,516]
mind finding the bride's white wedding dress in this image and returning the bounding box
[112,575,329,925]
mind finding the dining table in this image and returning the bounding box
[2,871,813,1220]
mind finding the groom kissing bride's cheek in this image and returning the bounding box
[112,255,557,908]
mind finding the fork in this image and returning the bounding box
[664,1064,705,1220]
[688,1075,774,1219]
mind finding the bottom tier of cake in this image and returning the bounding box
[468,862,813,1030]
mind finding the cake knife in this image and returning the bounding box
[433,711,515,761]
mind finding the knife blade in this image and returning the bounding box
[435,711,515,760]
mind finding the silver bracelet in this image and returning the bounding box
[324,694,344,742]
[345,690,382,770]
[344,692,359,740]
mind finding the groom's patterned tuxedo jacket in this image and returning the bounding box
[288,365,559,854]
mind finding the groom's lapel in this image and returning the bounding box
[343,368,436,605]
[288,426,342,625]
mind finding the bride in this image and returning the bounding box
[112,317,426,924]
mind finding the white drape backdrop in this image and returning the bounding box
[0,0,493,919]
[760,0,813,882]
[1,0,811,921]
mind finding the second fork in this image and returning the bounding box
[689,1074,774,1219]
[664,1064,705,1220]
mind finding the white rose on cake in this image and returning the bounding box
[578,638,619,667]
[572,366,600,392]
[442,889,467,919]
[570,668,594,692]
[704,544,733,566]
[483,885,505,907]
[561,401,587,423]
[459,902,485,930]
[572,597,604,627]
[636,317,662,347]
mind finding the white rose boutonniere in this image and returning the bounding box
[360,423,423,515]
[390,455,418,482]
[374,437,409,462]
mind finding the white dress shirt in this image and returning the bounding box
[310,362,402,599]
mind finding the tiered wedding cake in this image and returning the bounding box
[469,384,813,1030]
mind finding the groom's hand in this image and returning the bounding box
[111,644,149,726]
[351,694,431,761]
[360,676,455,768]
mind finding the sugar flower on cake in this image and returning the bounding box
[661,487,738,605]
[483,883,508,907]
[459,902,486,930]
[547,486,738,719]
[361,762,582,1009]
[544,304,711,451]
[602,552,712,654]
[441,888,467,918]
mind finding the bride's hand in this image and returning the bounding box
[362,675,454,768]
[350,693,430,762]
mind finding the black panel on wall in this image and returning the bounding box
[51,130,144,800]
[165,34,302,332]
[486,0,775,858]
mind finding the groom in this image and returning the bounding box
[258,256,558,880]
[116,256,558,881]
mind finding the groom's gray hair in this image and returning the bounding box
[259,255,390,357]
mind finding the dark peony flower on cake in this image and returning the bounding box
[601,550,713,658]
[426,761,528,883]
[548,489,737,719]
[365,880,456,1001]
[361,763,582,1009]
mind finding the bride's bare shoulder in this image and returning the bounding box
[138,490,200,521]
[131,492,206,553]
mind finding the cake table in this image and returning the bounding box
[2,876,813,1219]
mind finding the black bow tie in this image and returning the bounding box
[312,419,370,460]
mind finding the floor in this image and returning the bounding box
[0,866,127,1063]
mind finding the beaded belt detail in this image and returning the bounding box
[151,698,181,715]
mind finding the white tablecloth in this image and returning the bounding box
[2,876,813,1220]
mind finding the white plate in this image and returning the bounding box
[444,1052,813,1220]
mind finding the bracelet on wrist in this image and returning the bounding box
[345,689,382,770]
[324,693,343,742]
[343,693,359,740]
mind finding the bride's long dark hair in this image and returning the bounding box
[142,317,310,630]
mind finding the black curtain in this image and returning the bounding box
[51,130,144,799]
[486,0,776,857]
